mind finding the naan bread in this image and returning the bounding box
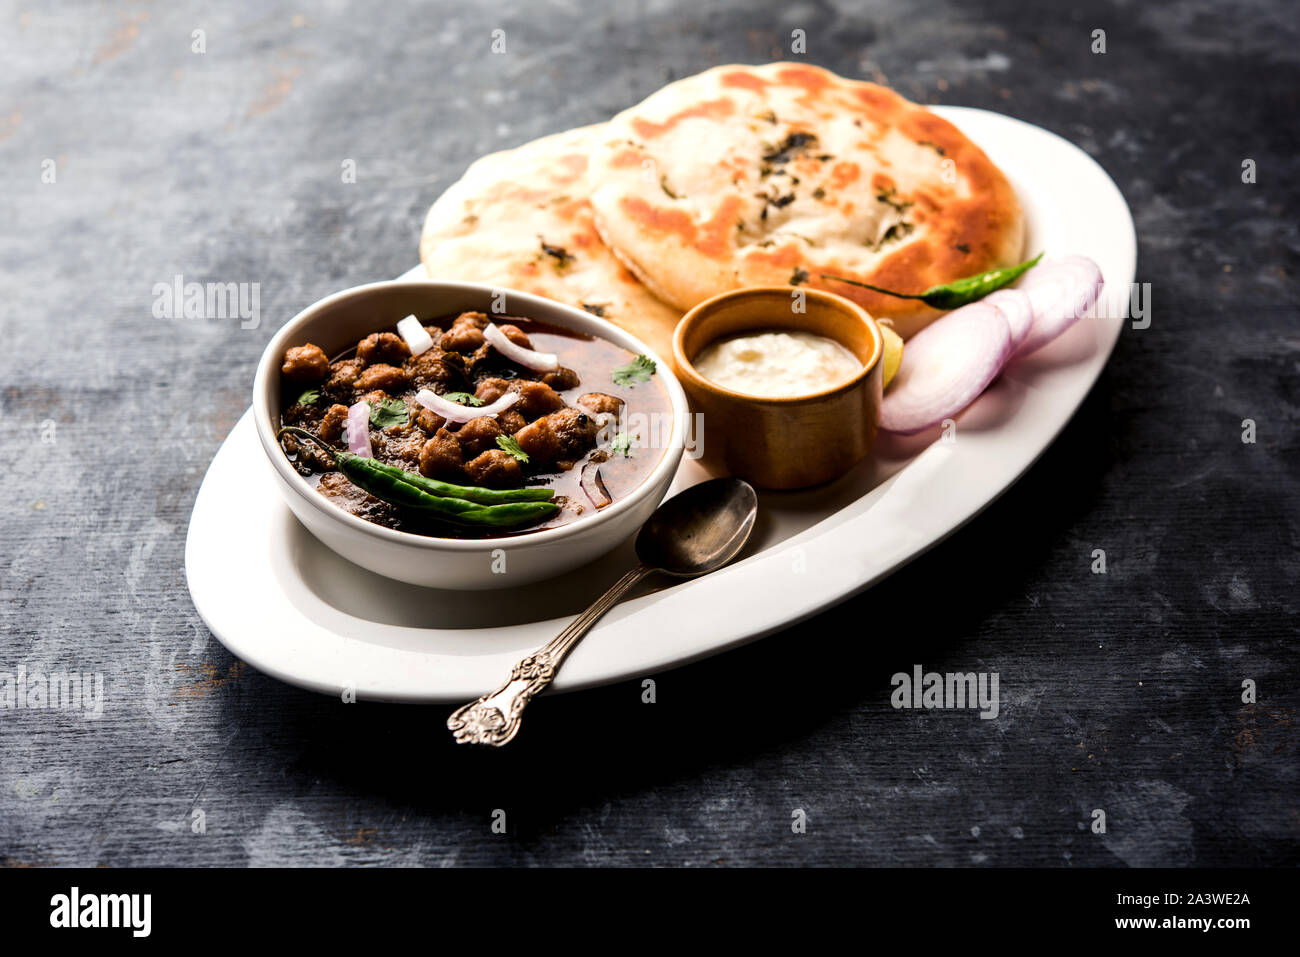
[420,125,680,359]
[587,63,1025,338]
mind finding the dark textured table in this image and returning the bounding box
[1,0,1296,868]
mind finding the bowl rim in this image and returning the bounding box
[672,285,883,405]
[252,279,690,553]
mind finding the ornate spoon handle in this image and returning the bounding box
[447,565,652,746]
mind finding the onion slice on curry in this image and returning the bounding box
[396,314,434,357]
[415,387,520,424]
[580,461,612,509]
[345,401,373,457]
[484,321,559,372]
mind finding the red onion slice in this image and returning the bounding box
[580,462,612,509]
[345,401,372,457]
[395,314,434,357]
[415,387,519,424]
[880,301,1012,435]
[483,322,558,372]
[1013,255,1104,357]
[983,288,1034,349]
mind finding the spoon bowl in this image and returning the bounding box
[635,478,759,577]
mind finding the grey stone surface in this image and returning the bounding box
[0,0,1296,866]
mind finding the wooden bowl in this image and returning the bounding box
[672,287,884,490]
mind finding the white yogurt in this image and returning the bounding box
[692,329,862,398]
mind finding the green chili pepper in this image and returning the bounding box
[349,455,554,505]
[276,427,558,528]
[369,472,558,527]
[400,468,553,504]
[821,252,1043,310]
[350,467,484,516]
[453,500,565,527]
[278,427,552,504]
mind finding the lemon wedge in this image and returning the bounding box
[879,323,904,388]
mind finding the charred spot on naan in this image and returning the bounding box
[744,242,803,269]
[617,196,697,247]
[828,161,861,190]
[720,69,769,93]
[553,152,587,184]
[851,83,903,117]
[699,196,745,257]
[630,97,736,140]
[616,194,741,262]
[774,64,835,106]
[609,146,644,168]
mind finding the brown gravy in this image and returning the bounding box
[278,312,672,539]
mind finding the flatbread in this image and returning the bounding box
[420,125,680,359]
[587,63,1025,338]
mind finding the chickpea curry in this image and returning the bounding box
[277,311,671,538]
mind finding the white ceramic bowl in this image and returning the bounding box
[252,281,688,590]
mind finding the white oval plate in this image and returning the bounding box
[186,106,1136,703]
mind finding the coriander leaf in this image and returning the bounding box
[442,391,484,407]
[369,397,409,429]
[612,354,656,387]
[611,432,637,457]
[496,434,529,464]
[539,237,574,271]
[295,388,320,406]
[762,131,818,164]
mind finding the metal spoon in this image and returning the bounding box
[447,477,759,746]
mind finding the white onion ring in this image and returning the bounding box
[880,301,1012,435]
[1013,255,1104,357]
[483,321,558,372]
[345,401,372,457]
[415,387,519,424]
[396,314,434,356]
[983,288,1034,349]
